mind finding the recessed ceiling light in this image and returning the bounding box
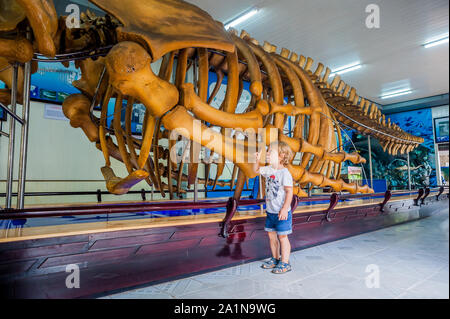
[225,9,259,30]
[380,89,412,99]
[330,63,362,77]
[423,35,449,48]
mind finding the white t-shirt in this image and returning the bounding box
[260,166,293,214]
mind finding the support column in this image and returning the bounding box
[194,175,198,202]
[204,162,208,199]
[368,135,373,189]
[258,174,264,214]
[407,152,412,191]
[434,143,441,186]
[5,63,18,209]
[17,33,32,209]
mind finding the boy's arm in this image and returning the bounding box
[253,152,262,174]
[279,186,293,220]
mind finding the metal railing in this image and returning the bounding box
[1,187,446,220]
[0,186,254,206]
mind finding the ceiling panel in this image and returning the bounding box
[188,0,449,106]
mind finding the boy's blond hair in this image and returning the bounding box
[269,141,294,167]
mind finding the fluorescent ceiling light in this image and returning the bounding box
[380,89,412,99]
[225,9,259,30]
[423,35,449,48]
[330,63,362,77]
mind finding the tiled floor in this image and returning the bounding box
[99,210,449,299]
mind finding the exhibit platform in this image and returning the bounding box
[0,188,448,298]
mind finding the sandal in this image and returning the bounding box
[271,261,292,274]
[261,257,280,269]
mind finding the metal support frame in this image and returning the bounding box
[204,164,208,199]
[258,174,264,213]
[192,54,199,203]
[194,176,198,202]
[0,101,24,125]
[407,152,412,191]
[3,31,32,209]
[434,143,442,186]
[17,47,32,209]
[414,188,425,206]
[436,186,445,200]
[420,187,430,205]
[5,64,18,209]
[368,136,373,189]
[325,193,339,222]
[380,190,392,212]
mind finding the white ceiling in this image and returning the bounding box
[187,0,449,106]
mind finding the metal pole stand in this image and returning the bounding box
[258,175,264,214]
[194,176,198,202]
[17,47,32,209]
[4,63,18,209]
[2,30,32,209]
[407,152,412,190]
[368,136,373,189]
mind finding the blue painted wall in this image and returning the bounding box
[389,108,437,186]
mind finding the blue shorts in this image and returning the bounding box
[264,210,292,235]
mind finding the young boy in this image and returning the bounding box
[254,141,294,274]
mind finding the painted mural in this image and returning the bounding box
[347,108,437,189]
[389,108,436,187]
